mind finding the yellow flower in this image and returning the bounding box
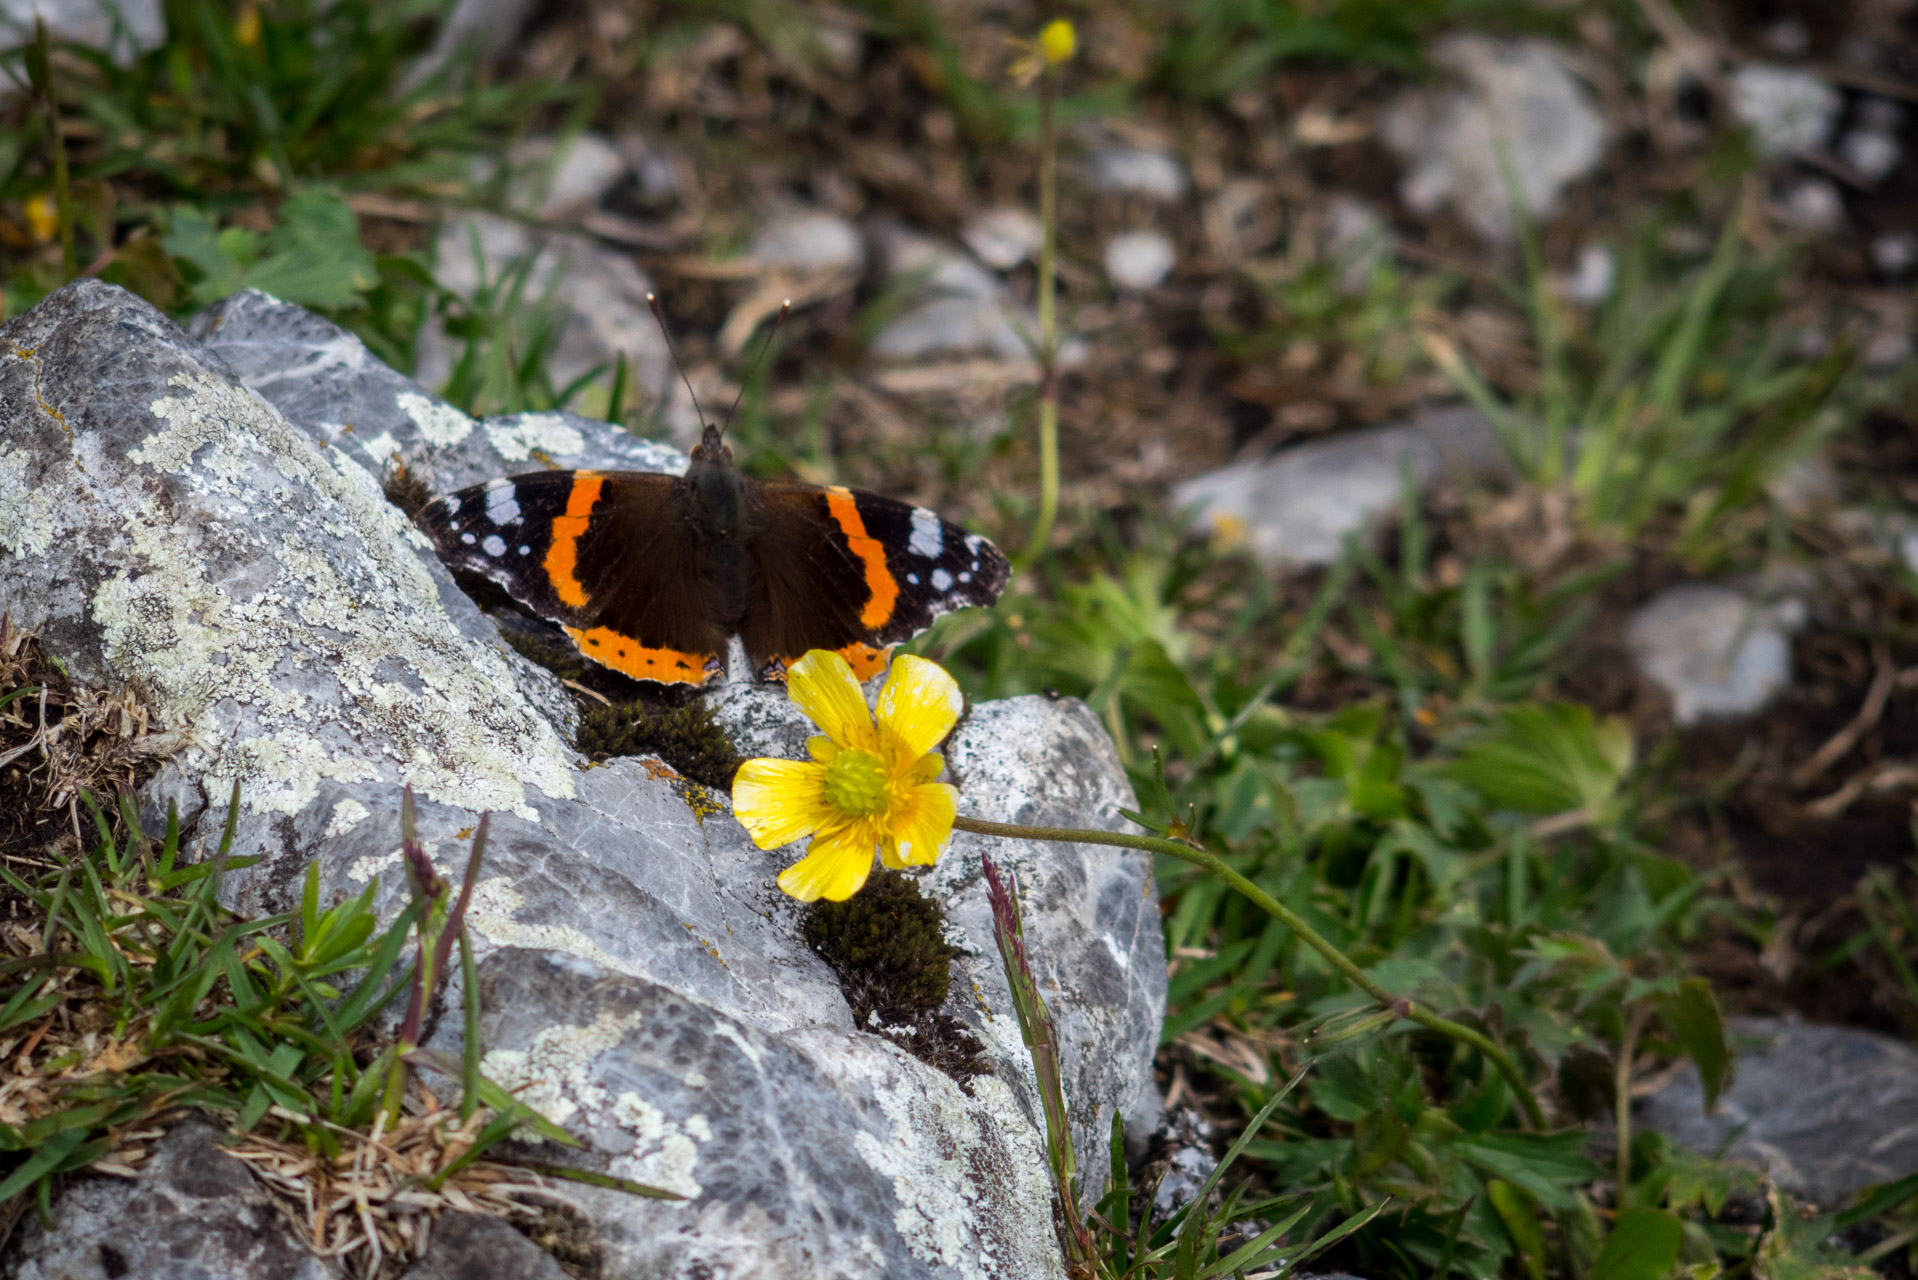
[235,4,262,47]
[732,650,963,902]
[1008,17,1077,86]
[23,194,58,245]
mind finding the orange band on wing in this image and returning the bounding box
[824,487,898,630]
[836,641,892,681]
[565,626,718,684]
[542,473,606,608]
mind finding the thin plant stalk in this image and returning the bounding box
[1613,1002,1647,1204]
[1017,46,1062,571]
[25,18,77,282]
[952,814,1548,1130]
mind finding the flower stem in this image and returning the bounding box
[1015,66,1060,572]
[950,814,1548,1130]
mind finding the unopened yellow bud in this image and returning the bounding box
[236,4,261,47]
[1039,19,1076,65]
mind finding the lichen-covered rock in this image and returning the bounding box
[9,1120,334,1280]
[402,1211,568,1280]
[0,281,1167,1279]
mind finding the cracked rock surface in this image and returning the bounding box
[0,280,1166,1280]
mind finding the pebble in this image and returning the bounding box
[747,210,866,274]
[1625,584,1803,724]
[1091,148,1190,201]
[1872,233,1917,279]
[1561,243,1616,304]
[1778,178,1845,234]
[1730,64,1842,158]
[1379,36,1607,242]
[962,207,1045,270]
[1322,194,1393,294]
[1104,230,1176,290]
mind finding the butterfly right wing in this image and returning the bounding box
[417,470,730,685]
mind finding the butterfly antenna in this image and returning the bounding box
[647,293,708,429]
[721,299,791,442]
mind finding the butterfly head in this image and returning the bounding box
[692,422,735,469]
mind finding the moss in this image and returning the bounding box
[577,700,744,792]
[805,870,987,1083]
[381,462,433,520]
[511,1201,602,1279]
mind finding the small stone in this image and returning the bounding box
[1379,36,1607,242]
[1637,1017,1918,1208]
[1872,233,1917,279]
[1172,405,1505,568]
[1103,229,1176,290]
[0,0,163,52]
[405,1212,569,1280]
[407,0,531,83]
[868,294,1029,362]
[1767,454,1840,515]
[1761,18,1811,57]
[505,133,628,220]
[1730,64,1841,158]
[1866,328,1914,370]
[1561,243,1616,304]
[1091,147,1189,201]
[962,206,1044,270]
[747,210,866,275]
[1841,128,1902,182]
[1778,178,1845,234]
[1322,194,1393,294]
[1625,584,1801,724]
[624,138,682,214]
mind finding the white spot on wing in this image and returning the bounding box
[930,568,953,591]
[906,573,919,585]
[485,481,521,526]
[442,495,461,515]
[482,534,507,557]
[460,532,476,545]
[908,507,944,558]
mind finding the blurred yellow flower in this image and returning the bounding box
[236,4,262,47]
[1008,17,1077,86]
[732,650,963,902]
[23,194,58,245]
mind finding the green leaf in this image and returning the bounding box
[1487,1179,1548,1280]
[1443,702,1632,820]
[1455,1132,1600,1211]
[1352,1106,1409,1174]
[1590,1209,1685,1280]
[1653,978,1731,1110]
[0,1128,87,1204]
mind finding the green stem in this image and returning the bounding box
[1614,1001,1645,1204]
[950,814,1548,1130]
[26,19,76,282]
[1016,68,1060,572]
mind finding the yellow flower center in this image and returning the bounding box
[822,748,889,817]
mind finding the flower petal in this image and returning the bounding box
[778,821,878,901]
[787,650,875,750]
[731,759,833,850]
[889,782,957,868]
[875,655,964,760]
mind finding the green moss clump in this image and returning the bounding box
[577,700,744,791]
[805,870,986,1081]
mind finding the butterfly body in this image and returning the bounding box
[417,425,1010,685]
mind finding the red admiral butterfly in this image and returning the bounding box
[416,423,1011,685]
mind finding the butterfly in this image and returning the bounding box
[416,424,1010,685]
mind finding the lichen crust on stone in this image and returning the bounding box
[85,371,576,819]
[485,412,585,462]
[0,444,56,559]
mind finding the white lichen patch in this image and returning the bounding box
[87,371,577,820]
[396,391,474,447]
[820,1037,1062,1280]
[485,412,585,462]
[347,847,406,885]
[479,1008,640,1132]
[464,877,643,978]
[324,798,371,839]
[609,1090,709,1198]
[0,445,54,559]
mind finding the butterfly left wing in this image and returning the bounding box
[742,483,1009,678]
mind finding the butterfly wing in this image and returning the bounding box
[742,483,1009,678]
[417,471,729,684]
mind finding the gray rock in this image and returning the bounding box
[416,211,674,417]
[1171,405,1504,568]
[748,210,866,275]
[10,1119,333,1280]
[1625,584,1803,724]
[0,281,1167,1278]
[406,0,531,84]
[1637,1017,1918,1208]
[1842,127,1901,182]
[1560,243,1616,305]
[1090,148,1189,201]
[1873,233,1917,279]
[962,207,1044,270]
[1104,230,1176,291]
[1380,36,1606,242]
[0,0,162,53]
[403,1212,566,1280]
[1322,194,1393,295]
[498,133,630,221]
[191,289,685,496]
[1730,65,1841,159]
[1778,178,1844,235]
